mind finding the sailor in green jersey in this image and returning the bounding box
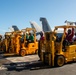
[29,33,34,42]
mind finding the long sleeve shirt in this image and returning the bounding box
[65,28,74,42]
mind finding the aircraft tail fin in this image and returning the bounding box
[40,17,52,32]
[30,21,42,32]
[12,25,19,31]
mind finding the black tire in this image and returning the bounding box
[20,50,26,56]
[55,55,65,67]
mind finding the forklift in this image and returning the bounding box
[39,25,76,67]
[20,28,38,56]
[2,28,38,56]
[1,32,12,52]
